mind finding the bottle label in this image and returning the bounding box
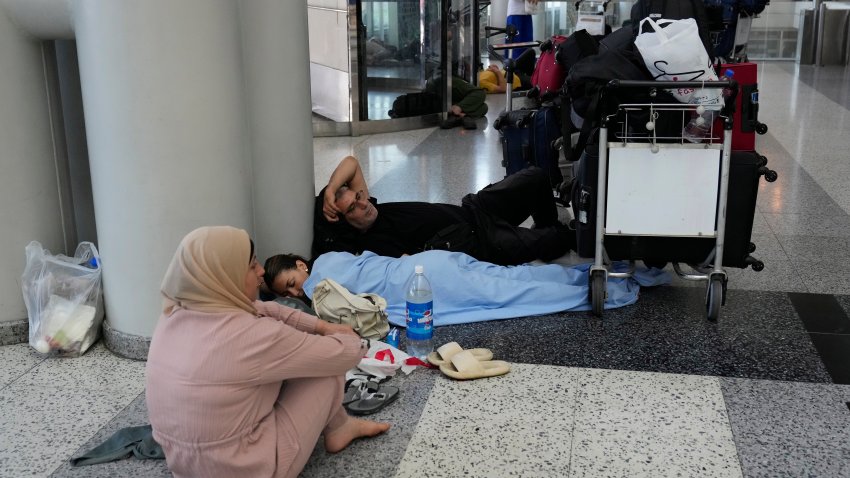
[406,300,433,340]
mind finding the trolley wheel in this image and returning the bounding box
[705,279,723,322]
[764,169,778,182]
[755,122,768,135]
[747,242,757,254]
[751,260,765,272]
[590,272,606,317]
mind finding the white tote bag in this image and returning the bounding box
[633,17,720,105]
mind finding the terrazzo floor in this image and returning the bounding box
[2,61,850,477]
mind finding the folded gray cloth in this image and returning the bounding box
[70,424,165,466]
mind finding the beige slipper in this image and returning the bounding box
[427,342,494,367]
[439,350,510,380]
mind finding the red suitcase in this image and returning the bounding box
[720,62,768,151]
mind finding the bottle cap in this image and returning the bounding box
[415,265,423,274]
[723,69,734,79]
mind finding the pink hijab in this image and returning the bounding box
[160,226,257,316]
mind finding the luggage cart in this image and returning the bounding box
[588,79,737,321]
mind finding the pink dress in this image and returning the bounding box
[145,301,363,478]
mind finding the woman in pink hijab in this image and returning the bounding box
[145,226,389,478]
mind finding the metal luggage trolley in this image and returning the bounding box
[588,79,737,321]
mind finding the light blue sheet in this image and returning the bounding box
[302,251,671,327]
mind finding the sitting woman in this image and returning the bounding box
[146,226,390,478]
[263,250,668,327]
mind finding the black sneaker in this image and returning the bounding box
[440,114,462,129]
[462,116,477,130]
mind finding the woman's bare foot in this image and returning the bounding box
[324,417,391,453]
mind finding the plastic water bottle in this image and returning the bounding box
[385,327,400,349]
[405,265,434,359]
[683,69,733,143]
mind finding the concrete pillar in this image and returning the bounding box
[0,6,64,328]
[238,0,315,261]
[0,0,316,353]
[71,0,253,338]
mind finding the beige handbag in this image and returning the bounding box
[311,278,389,340]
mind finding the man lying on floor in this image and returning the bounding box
[264,250,670,327]
[313,156,575,266]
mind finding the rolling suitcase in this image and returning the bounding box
[494,105,564,188]
[720,62,768,151]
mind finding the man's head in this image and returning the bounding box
[334,186,378,230]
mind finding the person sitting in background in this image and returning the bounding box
[145,226,389,478]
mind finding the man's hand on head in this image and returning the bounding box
[323,187,342,222]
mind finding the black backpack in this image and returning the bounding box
[388,92,441,118]
[630,0,714,61]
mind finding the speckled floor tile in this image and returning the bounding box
[0,382,144,478]
[763,211,850,238]
[49,392,170,478]
[395,364,579,478]
[15,341,146,391]
[299,370,438,478]
[430,287,831,382]
[570,369,741,478]
[0,343,45,389]
[777,235,850,263]
[720,378,850,477]
[793,258,850,296]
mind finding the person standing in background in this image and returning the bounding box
[506,0,539,59]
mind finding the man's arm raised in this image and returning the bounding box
[322,156,370,222]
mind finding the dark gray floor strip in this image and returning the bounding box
[790,293,850,333]
[790,292,850,384]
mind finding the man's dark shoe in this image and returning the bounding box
[462,116,477,130]
[440,114,462,129]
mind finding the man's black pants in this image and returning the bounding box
[462,167,574,265]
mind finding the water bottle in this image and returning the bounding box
[385,327,400,349]
[682,105,713,143]
[405,265,434,359]
[683,69,733,143]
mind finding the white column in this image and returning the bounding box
[0,6,64,324]
[239,0,315,260]
[72,0,252,336]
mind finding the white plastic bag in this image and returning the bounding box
[355,341,428,379]
[633,17,721,106]
[21,241,104,357]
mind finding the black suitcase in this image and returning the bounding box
[494,105,564,188]
[572,148,777,269]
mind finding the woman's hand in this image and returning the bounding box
[316,320,358,337]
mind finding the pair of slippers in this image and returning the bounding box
[342,375,399,415]
[426,342,510,380]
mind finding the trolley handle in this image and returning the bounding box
[605,79,739,113]
[606,79,733,90]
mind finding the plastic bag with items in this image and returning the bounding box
[21,241,104,357]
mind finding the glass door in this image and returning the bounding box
[357,0,447,121]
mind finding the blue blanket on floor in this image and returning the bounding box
[303,251,670,327]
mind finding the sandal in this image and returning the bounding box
[439,350,510,380]
[345,385,400,415]
[427,342,493,367]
